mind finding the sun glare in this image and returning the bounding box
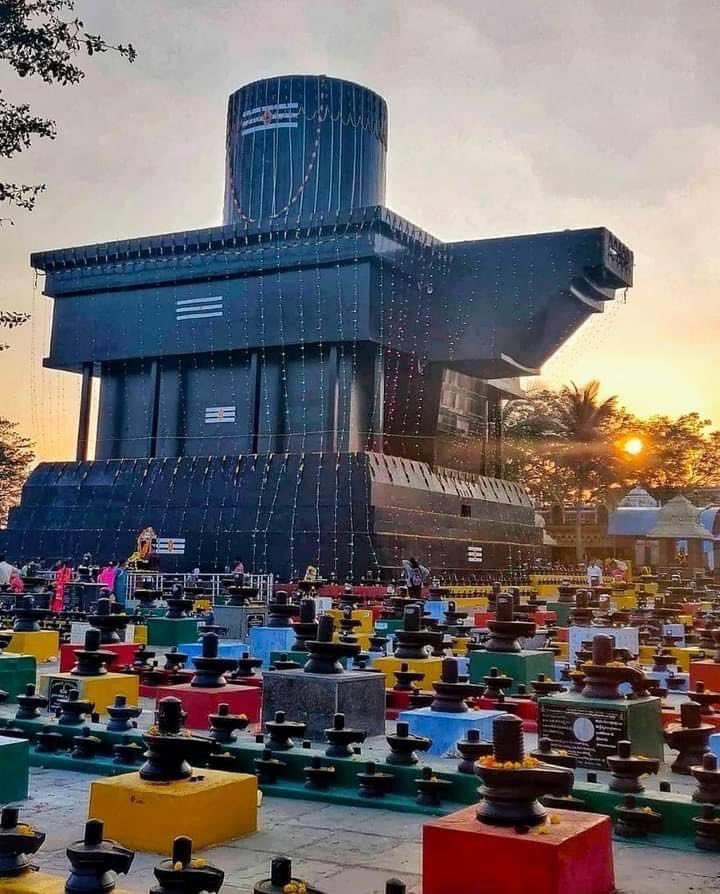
[623,436,644,456]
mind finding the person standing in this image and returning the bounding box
[53,559,73,612]
[113,560,128,607]
[402,557,429,600]
[586,559,603,587]
[0,556,19,591]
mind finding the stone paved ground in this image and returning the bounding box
[18,766,720,893]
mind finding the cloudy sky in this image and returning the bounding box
[1,0,719,461]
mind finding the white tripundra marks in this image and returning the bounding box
[205,406,237,424]
[156,537,186,555]
[175,295,223,321]
[241,102,300,135]
[467,545,484,563]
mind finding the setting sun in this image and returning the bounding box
[623,436,644,456]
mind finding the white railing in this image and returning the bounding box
[126,571,274,603]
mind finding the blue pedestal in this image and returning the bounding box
[424,600,449,621]
[644,669,689,692]
[710,732,720,760]
[398,707,505,757]
[180,640,248,661]
[249,626,296,668]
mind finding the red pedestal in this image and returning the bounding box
[59,641,138,673]
[153,682,261,730]
[423,806,614,894]
[689,660,720,691]
[235,676,263,688]
[474,612,492,627]
[534,611,557,625]
[661,706,680,728]
[555,627,569,642]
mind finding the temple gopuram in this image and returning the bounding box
[1,75,633,577]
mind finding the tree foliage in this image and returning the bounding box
[0,417,33,525]
[1,0,136,212]
[0,310,30,350]
[505,382,720,506]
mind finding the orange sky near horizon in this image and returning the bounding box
[2,0,719,464]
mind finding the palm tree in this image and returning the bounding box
[556,381,619,562]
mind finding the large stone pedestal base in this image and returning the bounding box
[262,669,385,740]
[398,707,503,757]
[39,671,139,715]
[214,604,267,640]
[89,767,257,852]
[468,649,555,692]
[423,806,614,894]
[6,630,59,662]
[538,692,662,769]
[0,653,36,701]
[153,682,261,729]
[146,617,199,647]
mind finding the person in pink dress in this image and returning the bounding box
[53,559,73,612]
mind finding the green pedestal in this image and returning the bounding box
[538,692,663,769]
[146,618,199,647]
[0,735,30,801]
[546,601,573,626]
[468,649,555,692]
[0,653,37,701]
[374,619,404,635]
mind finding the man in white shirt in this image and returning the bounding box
[0,556,20,589]
[586,560,603,586]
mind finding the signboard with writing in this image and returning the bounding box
[538,700,628,769]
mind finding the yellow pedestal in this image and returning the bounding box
[38,671,139,714]
[133,625,148,644]
[556,641,569,660]
[89,768,258,852]
[638,645,703,672]
[328,609,374,633]
[0,875,131,894]
[372,655,444,687]
[7,630,59,662]
[193,598,211,611]
[612,595,637,610]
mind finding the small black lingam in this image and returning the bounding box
[483,667,512,699]
[416,765,452,806]
[11,595,50,632]
[529,737,577,769]
[664,702,714,774]
[164,647,189,672]
[190,633,237,688]
[35,726,67,753]
[264,711,307,750]
[208,703,249,744]
[581,635,646,699]
[267,591,298,628]
[113,735,144,765]
[71,726,102,759]
[71,629,117,677]
[65,819,134,893]
[56,689,95,725]
[530,674,565,699]
[606,740,660,793]
[393,605,442,660]
[165,590,195,619]
[225,582,259,606]
[475,714,574,827]
[324,713,366,757]
[0,806,46,877]
[254,748,286,784]
[693,803,720,851]
[614,795,662,838]
[291,597,319,651]
[150,835,224,893]
[15,682,48,720]
[140,697,216,782]
[106,694,142,732]
[231,651,263,679]
[691,752,720,804]
[270,653,302,670]
[456,729,493,774]
[689,681,720,716]
[357,761,394,798]
[88,597,129,644]
[253,856,324,894]
[304,755,336,790]
[386,721,431,765]
[484,593,536,653]
[393,662,425,692]
[430,657,484,713]
[304,615,360,673]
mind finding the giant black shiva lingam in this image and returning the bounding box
[475,714,574,826]
[140,696,216,781]
[484,592,536,653]
[304,615,360,673]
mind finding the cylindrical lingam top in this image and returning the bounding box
[441,657,459,684]
[495,594,514,622]
[681,701,702,728]
[316,615,334,642]
[492,714,525,764]
[591,635,614,665]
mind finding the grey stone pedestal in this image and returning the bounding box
[214,604,267,640]
[261,669,386,740]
